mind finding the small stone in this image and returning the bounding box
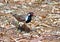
[38,41,42,42]
[28,2,32,5]
[0,3,4,6]
[1,24,4,27]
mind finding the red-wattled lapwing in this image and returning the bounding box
[12,12,35,32]
[12,12,34,23]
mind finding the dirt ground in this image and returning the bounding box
[0,0,60,42]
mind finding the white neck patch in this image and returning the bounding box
[25,16,29,21]
[25,14,31,21]
[28,14,30,16]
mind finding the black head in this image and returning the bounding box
[28,12,34,16]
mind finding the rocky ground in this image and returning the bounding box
[0,0,60,42]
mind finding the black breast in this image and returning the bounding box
[26,16,32,23]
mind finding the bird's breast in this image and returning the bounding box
[26,16,31,23]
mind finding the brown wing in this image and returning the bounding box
[13,14,26,22]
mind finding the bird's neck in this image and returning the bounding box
[25,15,32,21]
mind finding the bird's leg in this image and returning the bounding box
[23,23,27,32]
[17,22,31,33]
[17,21,24,32]
[17,24,22,32]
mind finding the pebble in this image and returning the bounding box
[0,3,4,6]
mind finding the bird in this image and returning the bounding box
[12,12,34,23]
[11,12,35,32]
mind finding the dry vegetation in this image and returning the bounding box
[0,0,60,42]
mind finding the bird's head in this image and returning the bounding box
[27,12,34,16]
